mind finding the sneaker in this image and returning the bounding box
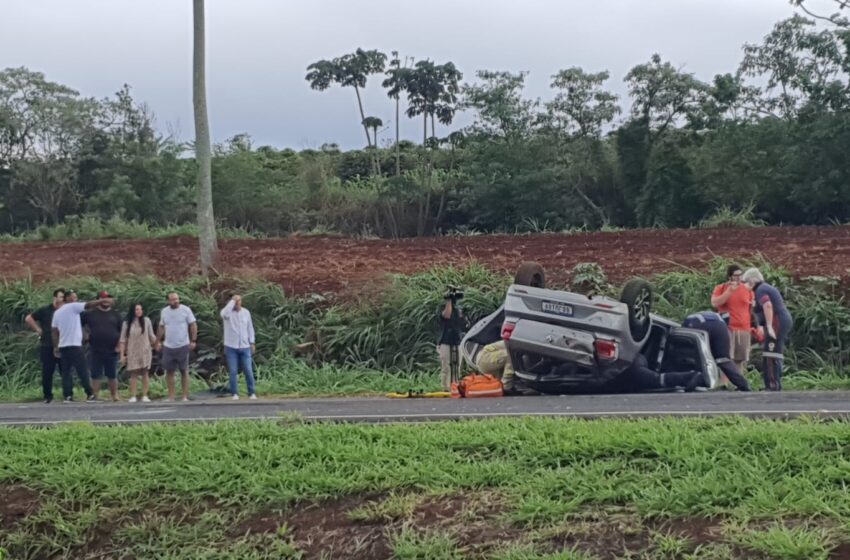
[232,394,240,401]
[163,398,173,402]
[63,397,73,404]
[141,396,151,403]
[44,398,53,404]
[249,394,257,400]
[128,396,137,403]
[86,395,98,403]
[182,397,190,402]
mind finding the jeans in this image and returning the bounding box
[225,346,255,396]
[59,346,93,399]
[40,346,60,400]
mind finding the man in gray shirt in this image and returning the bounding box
[156,292,197,402]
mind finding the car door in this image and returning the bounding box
[461,306,505,371]
[659,328,720,389]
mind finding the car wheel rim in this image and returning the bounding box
[633,289,651,322]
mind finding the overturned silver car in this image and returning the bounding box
[462,263,720,394]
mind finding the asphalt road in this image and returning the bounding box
[0,391,849,426]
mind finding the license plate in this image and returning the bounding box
[541,301,573,317]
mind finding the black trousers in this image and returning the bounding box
[682,317,751,392]
[59,346,93,399]
[39,346,60,400]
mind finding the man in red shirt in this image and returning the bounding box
[711,265,754,383]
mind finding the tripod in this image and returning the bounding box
[449,344,460,384]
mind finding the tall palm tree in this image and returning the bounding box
[362,116,383,150]
[382,51,413,176]
[193,0,217,274]
[306,49,386,152]
[403,60,462,146]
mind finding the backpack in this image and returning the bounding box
[457,373,503,398]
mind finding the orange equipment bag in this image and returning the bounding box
[458,374,504,398]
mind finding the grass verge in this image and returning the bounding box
[2,417,850,559]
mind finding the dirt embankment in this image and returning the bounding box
[1,226,848,296]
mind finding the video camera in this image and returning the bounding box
[444,285,464,302]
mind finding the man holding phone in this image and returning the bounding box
[711,264,756,383]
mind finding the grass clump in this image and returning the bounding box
[732,524,837,560]
[699,204,766,229]
[0,215,263,243]
[391,526,464,560]
[348,493,422,523]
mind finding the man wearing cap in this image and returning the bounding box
[84,291,123,401]
[52,293,113,402]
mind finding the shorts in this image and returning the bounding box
[90,351,119,380]
[729,330,751,362]
[162,345,190,373]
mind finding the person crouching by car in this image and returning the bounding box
[437,288,467,390]
[681,311,751,392]
[742,268,794,391]
[711,264,755,384]
[475,340,515,393]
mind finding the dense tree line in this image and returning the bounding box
[2,16,850,238]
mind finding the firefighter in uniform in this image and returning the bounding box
[742,268,793,391]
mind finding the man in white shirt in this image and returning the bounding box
[220,294,257,400]
[156,292,198,402]
[51,295,113,403]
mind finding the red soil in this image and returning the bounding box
[1,226,848,296]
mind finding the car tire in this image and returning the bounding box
[514,262,546,288]
[620,278,653,342]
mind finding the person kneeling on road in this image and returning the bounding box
[682,311,751,392]
[475,340,513,389]
[474,341,537,396]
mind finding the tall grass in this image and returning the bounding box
[0,259,848,400]
[698,204,766,229]
[0,215,261,243]
[313,263,507,370]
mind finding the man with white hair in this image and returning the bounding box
[741,268,794,391]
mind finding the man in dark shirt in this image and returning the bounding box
[83,291,123,401]
[682,311,752,392]
[25,288,66,403]
[743,268,794,391]
[437,291,467,390]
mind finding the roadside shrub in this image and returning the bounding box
[313,263,507,370]
[699,204,766,229]
[570,262,609,294]
[0,217,260,242]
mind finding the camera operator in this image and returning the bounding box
[437,287,467,390]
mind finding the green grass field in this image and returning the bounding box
[2,417,850,559]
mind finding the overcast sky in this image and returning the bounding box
[1,0,824,150]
